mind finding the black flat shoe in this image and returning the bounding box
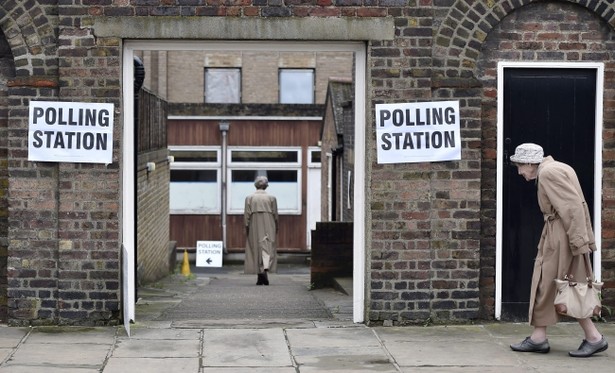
[510,337,550,353]
[569,337,608,358]
[256,274,264,285]
[262,271,269,286]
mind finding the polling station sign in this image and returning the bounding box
[376,100,461,164]
[196,241,223,267]
[28,100,114,164]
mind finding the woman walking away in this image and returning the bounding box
[244,176,278,285]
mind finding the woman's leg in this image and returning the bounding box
[569,318,608,357]
[530,326,547,343]
[510,325,550,353]
[577,318,602,342]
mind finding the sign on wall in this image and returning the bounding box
[196,241,223,268]
[28,100,114,164]
[376,100,461,164]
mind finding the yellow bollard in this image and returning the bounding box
[181,249,191,276]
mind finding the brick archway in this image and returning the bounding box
[0,2,58,77]
[433,0,615,80]
[472,1,615,318]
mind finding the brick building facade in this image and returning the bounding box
[1,1,614,326]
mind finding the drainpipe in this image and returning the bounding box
[219,121,230,254]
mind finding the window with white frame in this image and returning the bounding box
[169,147,220,214]
[279,69,314,104]
[308,148,321,165]
[228,148,302,214]
[204,68,241,103]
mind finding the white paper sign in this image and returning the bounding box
[376,100,461,164]
[28,100,114,164]
[196,241,223,267]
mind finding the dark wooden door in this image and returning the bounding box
[501,68,596,321]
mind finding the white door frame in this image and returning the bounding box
[122,40,367,324]
[495,61,604,320]
[121,49,136,336]
[306,147,322,250]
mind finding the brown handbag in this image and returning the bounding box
[554,253,602,319]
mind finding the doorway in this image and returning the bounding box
[495,62,604,321]
[122,41,367,332]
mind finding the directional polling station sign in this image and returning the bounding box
[196,241,223,267]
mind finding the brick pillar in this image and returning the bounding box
[7,78,60,325]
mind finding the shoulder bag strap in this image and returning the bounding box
[566,252,595,285]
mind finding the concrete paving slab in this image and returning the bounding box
[484,321,615,340]
[202,369,295,373]
[386,337,519,367]
[374,325,519,368]
[173,318,316,329]
[402,368,529,373]
[120,328,200,340]
[287,328,398,372]
[309,287,353,321]
[202,329,293,367]
[375,323,613,372]
[0,365,99,372]
[25,327,116,344]
[0,348,12,363]
[286,327,380,348]
[129,321,173,331]
[103,357,199,372]
[292,345,397,372]
[7,343,110,368]
[112,339,199,358]
[522,359,614,373]
[300,366,398,373]
[483,322,584,339]
[374,324,492,342]
[0,328,28,348]
[311,320,360,328]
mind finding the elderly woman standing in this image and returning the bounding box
[508,143,607,358]
[244,176,278,285]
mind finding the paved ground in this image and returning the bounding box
[136,263,353,327]
[0,263,613,372]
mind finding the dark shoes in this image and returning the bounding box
[256,272,269,286]
[511,336,608,357]
[510,337,550,353]
[569,336,608,358]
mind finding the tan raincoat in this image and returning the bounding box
[529,156,597,326]
[244,190,278,274]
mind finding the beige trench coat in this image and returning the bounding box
[529,156,597,326]
[244,190,278,274]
